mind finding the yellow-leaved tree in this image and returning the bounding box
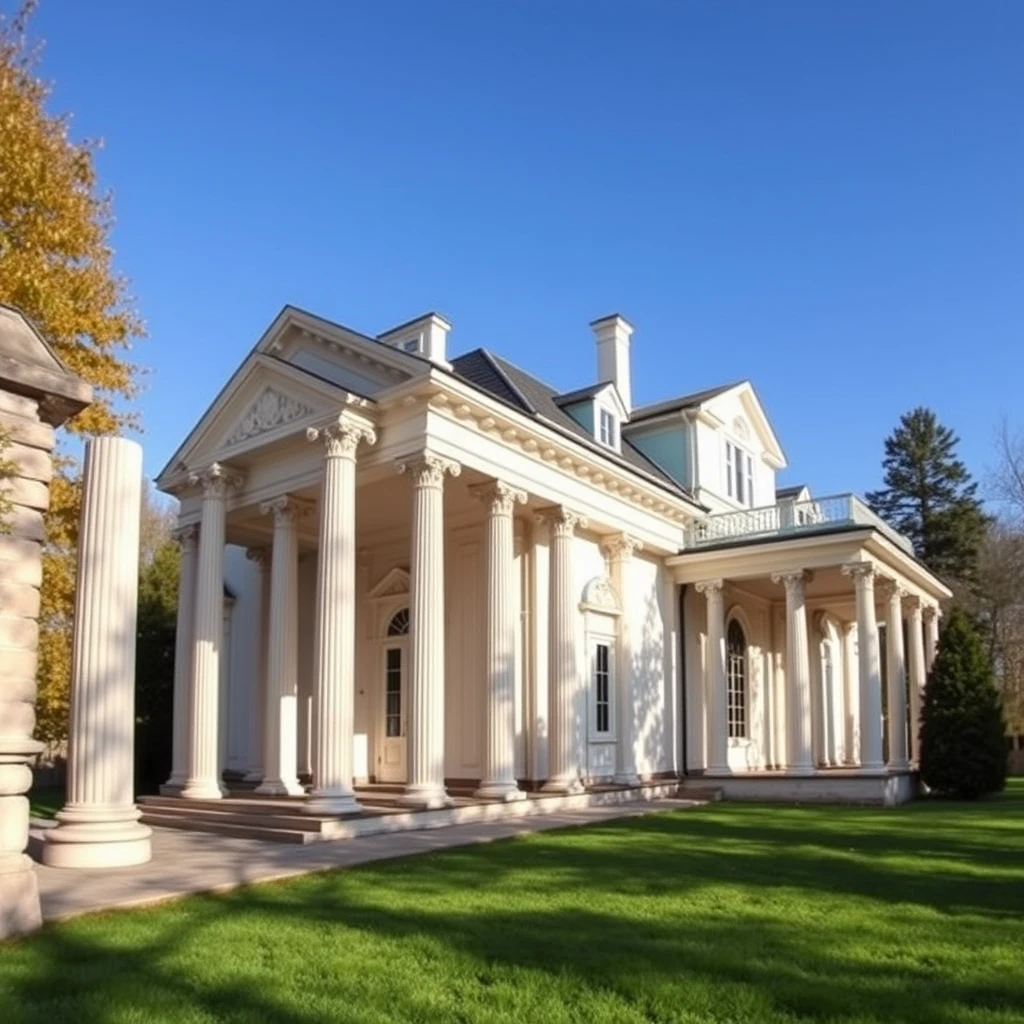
[0,2,142,746]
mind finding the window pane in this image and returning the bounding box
[386,648,402,737]
[595,642,610,734]
[726,620,747,739]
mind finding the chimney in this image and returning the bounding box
[590,314,634,415]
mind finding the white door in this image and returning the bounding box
[379,641,408,782]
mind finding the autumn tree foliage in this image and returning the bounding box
[0,2,142,745]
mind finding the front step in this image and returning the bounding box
[139,810,315,844]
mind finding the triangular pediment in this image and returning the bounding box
[703,382,787,470]
[368,567,410,600]
[224,386,315,446]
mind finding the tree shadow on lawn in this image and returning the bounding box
[4,789,1023,1024]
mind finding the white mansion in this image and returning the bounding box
[156,306,950,812]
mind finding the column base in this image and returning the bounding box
[398,784,452,810]
[474,780,526,802]
[180,778,227,800]
[158,782,184,796]
[541,775,585,795]
[41,806,152,869]
[304,789,362,816]
[254,778,305,797]
[613,772,641,787]
[0,857,42,939]
[242,768,264,783]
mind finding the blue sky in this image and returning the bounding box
[19,0,1024,500]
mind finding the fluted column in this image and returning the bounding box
[473,480,527,800]
[538,505,587,793]
[43,438,152,867]
[604,534,643,785]
[305,420,376,815]
[162,525,198,793]
[907,597,926,765]
[843,563,884,772]
[242,548,270,782]
[398,453,460,808]
[842,622,860,765]
[773,571,813,774]
[882,581,910,770]
[255,495,307,797]
[181,463,243,799]
[695,579,728,775]
[924,606,941,673]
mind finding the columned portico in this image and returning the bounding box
[907,597,927,764]
[843,563,885,773]
[163,525,198,793]
[305,420,376,815]
[773,570,813,774]
[182,463,242,800]
[924,606,941,672]
[695,579,728,775]
[539,505,587,794]
[604,534,643,786]
[473,480,528,800]
[243,547,269,782]
[255,495,307,797]
[399,453,460,809]
[883,581,910,770]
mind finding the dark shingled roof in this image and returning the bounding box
[630,381,742,423]
[554,381,616,406]
[775,484,807,499]
[450,349,689,498]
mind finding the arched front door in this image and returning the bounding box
[379,608,409,783]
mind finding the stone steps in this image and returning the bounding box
[138,810,316,844]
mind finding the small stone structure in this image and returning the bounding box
[0,305,91,940]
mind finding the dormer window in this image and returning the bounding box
[726,441,754,506]
[400,338,420,354]
[599,408,617,448]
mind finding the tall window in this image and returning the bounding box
[726,441,754,506]
[727,619,748,739]
[599,408,617,448]
[385,647,402,737]
[594,641,611,735]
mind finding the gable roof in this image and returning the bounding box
[450,349,690,498]
[629,382,741,423]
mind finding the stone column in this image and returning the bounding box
[773,571,813,774]
[181,463,242,799]
[906,597,926,765]
[604,534,643,785]
[841,622,860,765]
[161,525,198,793]
[43,438,152,868]
[305,420,375,815]
[471,480,527,800]
[398,453,460,808]
[882,582,909,770]
[695,579,728,775]
[242,547,270,782]
[843,563,884,772]
[538,505,587,793]
[255,495,307,797]
[924,606,941,673]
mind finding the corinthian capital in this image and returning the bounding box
[306,418,377,459]
[771,569,810,596]
[397,452,461,488]
[601,533,643,562]
[470,479,527,517]
[841,562,876,588]
[535,505,588,537]
[694,578,724,597]
[172,523,199,553]
[259,494,313,527]
[189,462,244,498]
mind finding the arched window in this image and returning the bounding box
[726,619,748,739]
[387,608,410,637]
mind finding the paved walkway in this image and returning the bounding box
[31,797,696,923]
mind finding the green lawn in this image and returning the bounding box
[3,783,1023,1024]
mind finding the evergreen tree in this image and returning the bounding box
[1,3,143,747]
[919,608,1007,799]
[866,407,986,586]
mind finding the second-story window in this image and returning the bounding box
[599,408,617,448]
[726,441,754,506]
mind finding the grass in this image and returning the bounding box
[3,782,1023,1024]
[28,785,64,820]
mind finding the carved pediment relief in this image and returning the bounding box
[580,575,621,615]
[225,387,315,446]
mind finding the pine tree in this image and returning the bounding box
[919,608,1007,799]
[1,3,143,746]
[866,407,986,587]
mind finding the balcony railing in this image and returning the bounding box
[685,493,915,556]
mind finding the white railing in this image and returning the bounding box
[686,494,914,555]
